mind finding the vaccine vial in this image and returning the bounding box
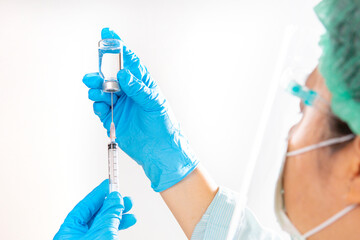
[98,39,123,93]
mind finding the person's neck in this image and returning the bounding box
[307,205,360,240]
[302,177,360,240]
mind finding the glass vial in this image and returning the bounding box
[98,39,123,93]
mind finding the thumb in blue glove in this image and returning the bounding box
[54,180,136,240]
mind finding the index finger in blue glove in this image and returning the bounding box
[123,196,133,214]
[93,102,111,121]
[117,69,164,112]
[90,191,124,231]
[101,27,121,40]
[82,72,103,89]
[88,89,118,106]
[118,196,136,230]
[119,214,137,230]
[85,196,135,231]
[122,46,157,89]
[64,179,109,225]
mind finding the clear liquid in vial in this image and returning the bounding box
[98,43,123,92]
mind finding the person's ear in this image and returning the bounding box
[346,136,360,203]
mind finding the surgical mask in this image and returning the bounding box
[274,134,357,240]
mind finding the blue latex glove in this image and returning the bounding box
[54,180,136,240]
[83,28,199,192]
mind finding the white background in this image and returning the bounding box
[0,0,321,239]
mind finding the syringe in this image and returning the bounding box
[108,93,120,193]
[98,38,122,193]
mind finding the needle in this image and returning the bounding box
[110,93,116,142]
[111,92,114,123]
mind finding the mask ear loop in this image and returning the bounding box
[286,134,355,157]
[285,133,357,239]
[302,204,358,238]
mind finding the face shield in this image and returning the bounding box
[225,26,323,239]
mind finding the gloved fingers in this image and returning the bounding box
[117,69,162,112]
[65,179,109,225]
[87,195,132,229]
[122,45,157,89]
[93,102,111,121]
[83,72,125,99]
[82,72,103,89]
[101,28,157,89]
[88,89,118,106]
[123,196,133,213]
[90,191,124,230]
[101,27,121,40]
[118,214,137,230]
[141,70,158,89]
[100,28,142,79]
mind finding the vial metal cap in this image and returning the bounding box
[103,80,120,93]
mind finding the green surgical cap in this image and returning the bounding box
[315,0,360,134]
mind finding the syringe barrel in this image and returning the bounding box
[108,142,119,193]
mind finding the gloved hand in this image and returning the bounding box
[54,180,136,240]
[83,28,199,192]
